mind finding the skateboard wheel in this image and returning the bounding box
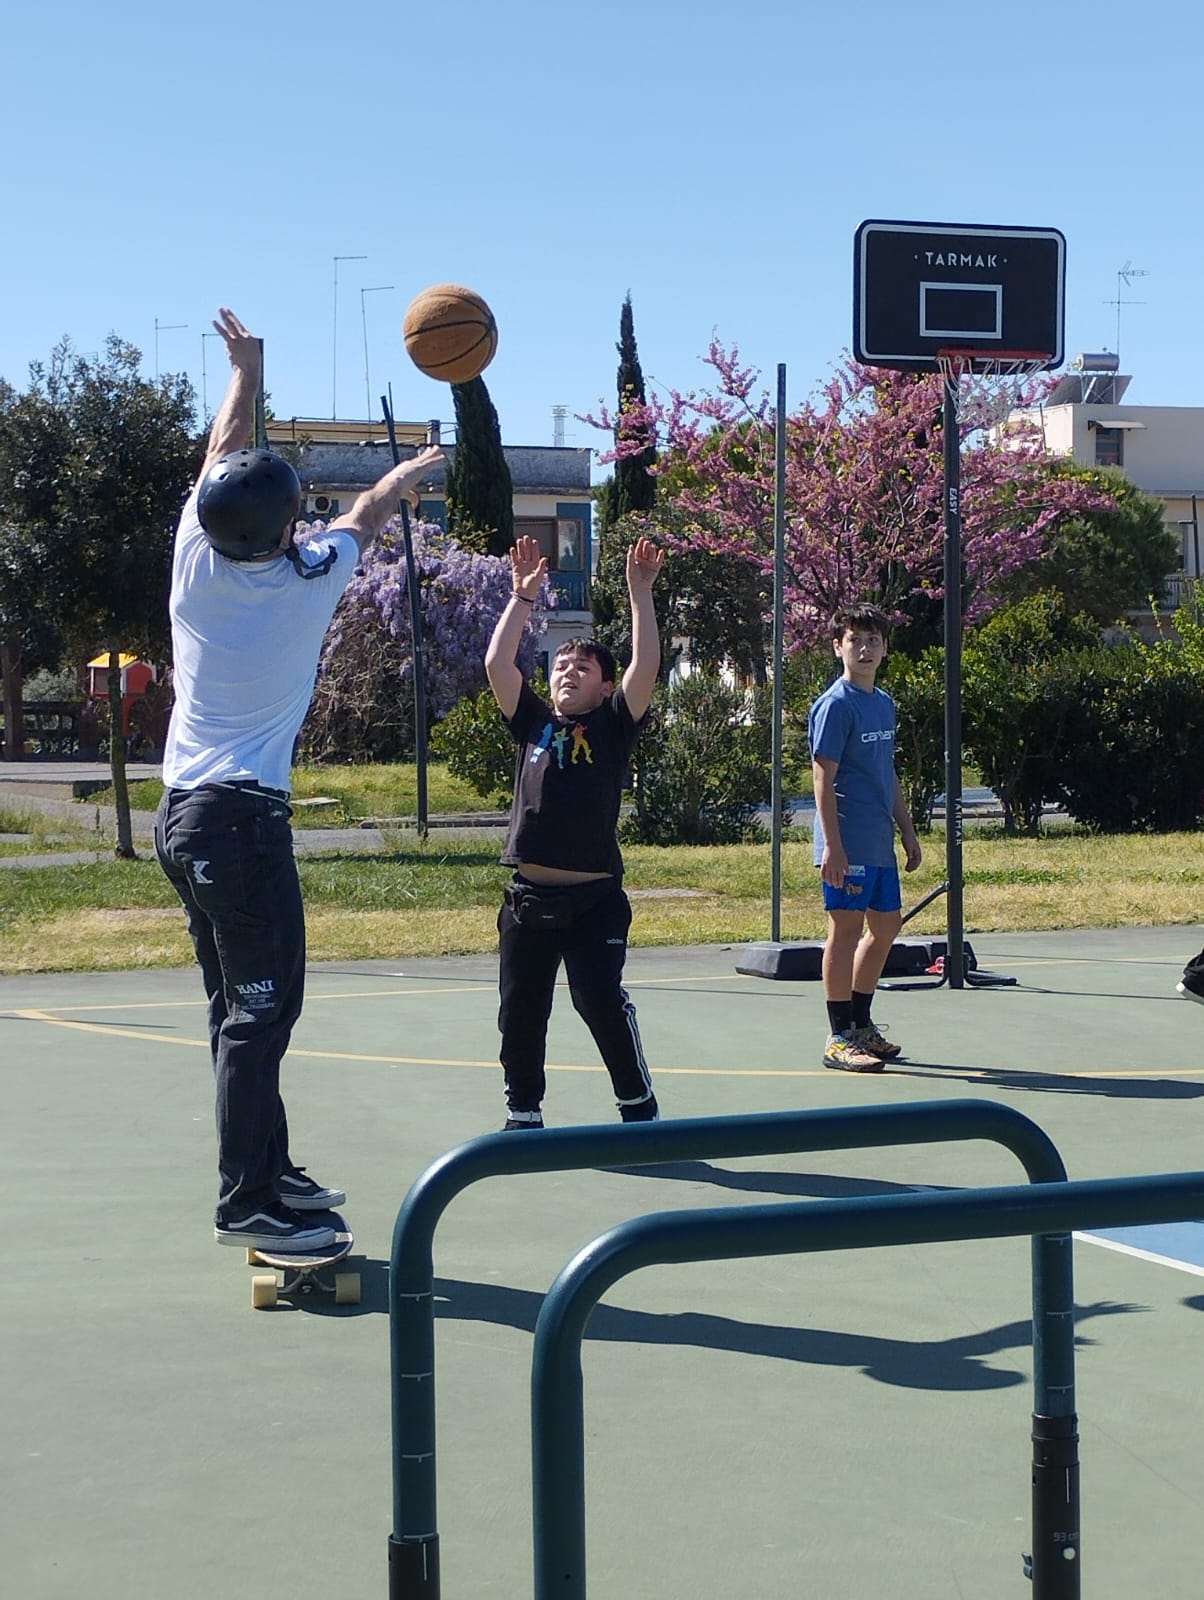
[251,1273,279,1309]
[334,1272,361,1306]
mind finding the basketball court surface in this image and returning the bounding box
[4,925,1203,1599]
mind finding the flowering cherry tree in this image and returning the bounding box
[587,343,1114,651]
[298,516,545,763]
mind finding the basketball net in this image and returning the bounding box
[936,349,1052,433]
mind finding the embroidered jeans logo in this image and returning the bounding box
[191,859,213,886]
[235,980,276,997]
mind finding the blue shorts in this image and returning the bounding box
[821,862,902,914]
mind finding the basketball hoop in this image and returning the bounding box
[936,348,1052,432]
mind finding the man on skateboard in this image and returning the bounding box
[155,307,442,1251]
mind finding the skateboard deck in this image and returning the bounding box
[245,1210,359,1309]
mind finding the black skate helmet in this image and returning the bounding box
[197,449,302,561]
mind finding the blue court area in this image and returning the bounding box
[4,925,1204,1599]
[1079,1221,1204,1275]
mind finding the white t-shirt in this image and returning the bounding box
[162,490,359,794]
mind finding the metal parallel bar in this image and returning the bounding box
[531,1169,1204,1600]
[388,1100,1066,1598]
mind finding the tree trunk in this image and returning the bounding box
[1,636,24,760]
[106,647,136,859]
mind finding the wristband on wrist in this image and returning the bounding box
[511,592,534,604]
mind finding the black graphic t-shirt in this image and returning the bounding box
[501,680,644,880]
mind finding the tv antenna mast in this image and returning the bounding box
[1105,261,1148,362]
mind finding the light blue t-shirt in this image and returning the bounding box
[162,491,359,795]
[808,676,898,866]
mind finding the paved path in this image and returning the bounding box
[0,762,508,866]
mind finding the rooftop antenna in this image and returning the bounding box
[552,405,568,447]
[1104,261,1148,363]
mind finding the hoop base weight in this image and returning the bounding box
[735,938,977,982]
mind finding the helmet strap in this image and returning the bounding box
[284,543,339,581]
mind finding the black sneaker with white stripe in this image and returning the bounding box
[503,1110,545,1130]
[214,1201,336,1251]
[619,1093,659,1123]
[276,1166,346,1210]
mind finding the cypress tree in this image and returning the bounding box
[614,292,656,521]
[445,375,514,557]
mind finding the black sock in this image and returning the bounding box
[851,990,874,1029]
[826,1000,853,1035]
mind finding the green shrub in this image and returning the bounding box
[431,671,549,805]
[622,672,774,845]
[962,594,1099,834]
[1054,644,1204,832]
[880,648,946,830]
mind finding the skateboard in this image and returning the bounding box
[245,1211,360,1309]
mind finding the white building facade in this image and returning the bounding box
[1017,356,1204,605]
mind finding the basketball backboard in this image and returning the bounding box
[853,219,1065,372]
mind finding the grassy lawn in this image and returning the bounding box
[1,823,1202,974]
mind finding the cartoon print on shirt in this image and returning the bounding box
[552,727,570,767]
[529,722,555,764]
[570,724,593,764]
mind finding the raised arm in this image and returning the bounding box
[619,535,664,721]
[485,535,546,720]
[329,445,445,556]
[198,308,263,484]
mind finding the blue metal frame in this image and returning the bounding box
[388,1100,1067,1598]
[531,1169,1204,1600]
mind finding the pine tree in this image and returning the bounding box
[445,376,514,557]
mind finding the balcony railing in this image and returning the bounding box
[1160,572,1199,612]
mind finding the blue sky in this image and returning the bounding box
[4,0,1198,467]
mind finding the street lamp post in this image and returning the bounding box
[332,254,368,418]
[361,286,394,422]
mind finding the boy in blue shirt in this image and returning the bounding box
[808,604,922,1071]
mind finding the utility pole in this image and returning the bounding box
[154,317,188,379]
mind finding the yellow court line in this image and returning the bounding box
[8,1008,1204,1081]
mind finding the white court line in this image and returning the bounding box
[0,972,751,1018]
[1074,1232,1204,1280]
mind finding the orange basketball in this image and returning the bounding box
[403,283,498,383]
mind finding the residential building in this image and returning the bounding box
[265,417,594,661]
[1010,354,1204,612]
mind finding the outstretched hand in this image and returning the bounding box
[508,534,548,601]
[390,444,444,510]
[212,307,262,376]
[626,535,664,595]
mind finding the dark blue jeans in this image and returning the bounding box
[497,877,653,1114]
[155,784,305,1220]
